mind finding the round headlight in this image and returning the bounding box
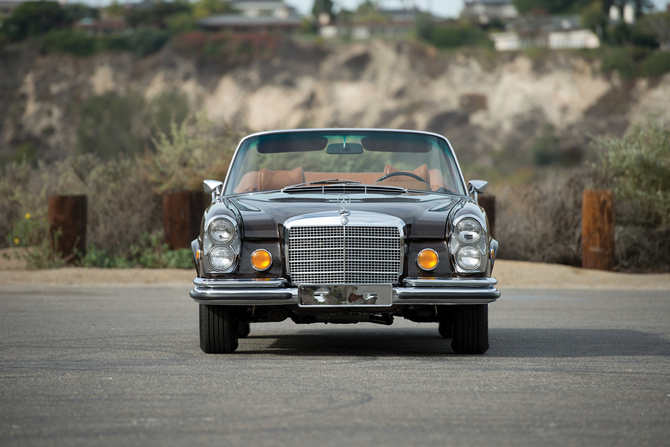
[209,245,235,270]
[455,218,483,244]
[456,246,483,270]
[208,217,236,244]
[417,249,439,271]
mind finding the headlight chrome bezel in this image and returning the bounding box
[204,215,240,273]
[449,216,488,274]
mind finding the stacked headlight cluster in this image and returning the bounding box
[205,216,240,273]
[449,217,487,273]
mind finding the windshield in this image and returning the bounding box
[224,130,466,195]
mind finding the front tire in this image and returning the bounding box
[451,304,489,354]
[199,304,239,353]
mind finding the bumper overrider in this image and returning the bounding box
[189,277,500,306]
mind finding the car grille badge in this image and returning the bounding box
[338,194,351,225]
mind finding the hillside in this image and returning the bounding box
[1,39,669,167]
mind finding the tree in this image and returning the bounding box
[193,0,235,20]
[514,0,592,15]
[638,12,670,49]
[312,0,334,19]
[1,1,69,42]
[601,0,655,16]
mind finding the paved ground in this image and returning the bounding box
[0,283,668,447]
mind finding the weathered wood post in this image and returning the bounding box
[478,195,496,239]
[582,189,615,271]
[163,191,204,250]
[48,195,87,263]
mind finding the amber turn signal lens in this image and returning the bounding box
[251,249,272,271]
[417,249,439,271]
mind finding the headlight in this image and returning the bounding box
[454,218,482,243]
[456,246,483,270]
[450,216,487,273]
[209,246,236,270]
[208,217,236,243]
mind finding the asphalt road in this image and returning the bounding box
[0,284,669,447]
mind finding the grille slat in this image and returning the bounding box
[288,225,402,285]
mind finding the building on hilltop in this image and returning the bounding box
[228,0,297,19]
[197,0,301,33]
[462,0,518,25]
[490,14,600,51]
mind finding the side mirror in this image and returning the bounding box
[468,180,488,203]
[203,179,223,203]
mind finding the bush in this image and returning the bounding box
[126,28,171,57]
[82,233,193,269]
[76,92,149,160]
[1,1,68,42]
[427,24,491,49]
[592,120,670,270]
[41,29,97,57]
[639,52,670,77]
[495,169,591,266]
[142,112,242,194]
[600,48,637,80]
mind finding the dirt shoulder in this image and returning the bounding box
[1,248,669,289]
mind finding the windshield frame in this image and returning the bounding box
[222,128,468,196]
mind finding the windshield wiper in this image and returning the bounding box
[283,179,361,190]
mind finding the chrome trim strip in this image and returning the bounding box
[189,278,500,305]
[193,277,288,288]
[403,277,498,288]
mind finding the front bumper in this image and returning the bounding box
[190,277,500,306]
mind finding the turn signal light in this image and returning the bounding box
[251,249,272,271]
[417,249,439,271]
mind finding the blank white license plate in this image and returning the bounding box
[298,284,393,307]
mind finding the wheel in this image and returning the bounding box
[437,306,454,339]
[199,304,239,353]
[451,304,489,354]
[438,320,453,339]
[237,321,251,338]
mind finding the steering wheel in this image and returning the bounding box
[375,171,429,184]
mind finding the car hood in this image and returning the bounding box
[227,189,465,239]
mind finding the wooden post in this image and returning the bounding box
[163,191,204,250]
[48,195,87,263]
[582,189,614,271]
[478,195,496,239]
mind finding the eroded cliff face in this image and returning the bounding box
[2,40,669,166]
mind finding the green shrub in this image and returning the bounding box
[76,92,149,160]
[126,28,171,57]
[41,29,97,57]
[640,52,670,77]
[592,120,670,270]
[142,112,242,194]
[1,1,68,42]
[600,48,636,80]
[82,232,193,269]
[428,24,491,49]
[593,120,670,230]
[6,212,67,269]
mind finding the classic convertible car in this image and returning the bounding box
[189,129,499,354]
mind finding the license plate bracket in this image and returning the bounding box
[298,284,393,307]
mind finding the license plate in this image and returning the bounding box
[298,284,393,307]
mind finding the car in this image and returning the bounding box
[189,129,500,354]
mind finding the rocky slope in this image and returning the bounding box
[2,39,669,166]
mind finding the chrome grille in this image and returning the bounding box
[287,225,403,285]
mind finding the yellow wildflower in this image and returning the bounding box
[14,238,19,245]
[25,213,31,219]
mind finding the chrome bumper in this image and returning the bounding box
[190,277,500,306]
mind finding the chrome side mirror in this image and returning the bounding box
[468,180,488,203]
[203,179,223,203]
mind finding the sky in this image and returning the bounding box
[285,0,670,18]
